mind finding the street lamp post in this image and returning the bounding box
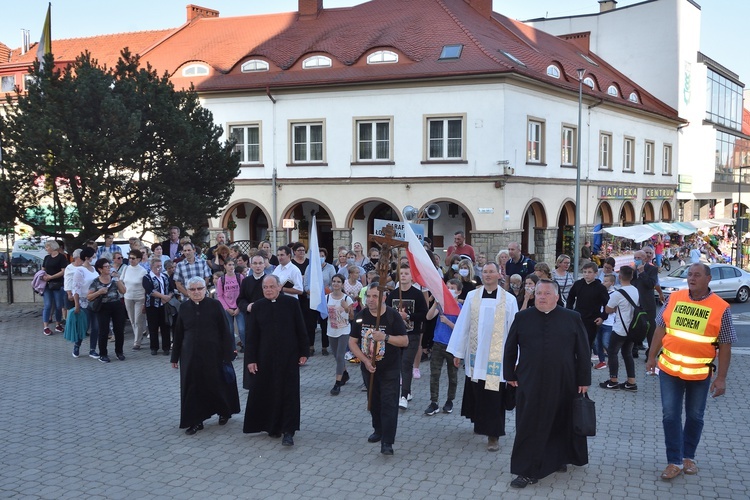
[574,69,585,279]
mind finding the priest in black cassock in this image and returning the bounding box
[171,277,241,435]
[243,274,308,446]
[504,279,591,489]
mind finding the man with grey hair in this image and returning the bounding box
[244,274,308,446]
[171,276,240,435]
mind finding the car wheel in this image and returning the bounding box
[736,286,750,303]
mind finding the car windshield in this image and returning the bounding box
[667,266,690,279]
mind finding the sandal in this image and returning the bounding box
[660,464,682,480]
[683,459,698,475]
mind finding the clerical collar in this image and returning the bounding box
[482,288,498,298]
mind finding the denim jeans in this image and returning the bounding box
[80,306,100,351]
[594,324,613,363]
[659,371,711,465]
[607,333,635,380]
[42,287,65,324]
[223,309,245,350]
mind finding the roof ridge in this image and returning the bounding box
[434,0,506,67]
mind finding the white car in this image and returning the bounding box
[659,264,750,303]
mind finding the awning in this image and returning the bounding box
[593,218,734,242]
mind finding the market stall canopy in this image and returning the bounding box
[593,219,734,242]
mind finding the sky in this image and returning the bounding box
[1,0,747,85]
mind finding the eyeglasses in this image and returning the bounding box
[114,256,123,259]
[188,286,206,292]
[129,256,137,260]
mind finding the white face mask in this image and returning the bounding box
[525,286,535,294]
[458,269,469,277]
[451,264,459,271]
[449,289,459,298]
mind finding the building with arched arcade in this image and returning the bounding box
[1,0,682,263]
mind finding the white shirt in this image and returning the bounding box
[607,284,639,336]
[272,262,303,299]
[120,263,147,300]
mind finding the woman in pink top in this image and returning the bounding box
[216,260,244,352]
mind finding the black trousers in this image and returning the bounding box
[362,365,400,445]
[146,306,171,352]
[97,301,127,357]
[400,333,421,397]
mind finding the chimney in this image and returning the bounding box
[186,4,219,22]
[299,0,323,18]
[21,29,30,55]
[598,0,617,13]
[464,0,492,19]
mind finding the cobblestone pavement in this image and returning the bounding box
[1,303,748,499]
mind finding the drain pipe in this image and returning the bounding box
[267,85,278,249]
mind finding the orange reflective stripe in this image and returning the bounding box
[659,355,710,376]
[661,347,714,365]
[665,327,716,344]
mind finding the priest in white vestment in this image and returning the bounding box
[447,262,518,451]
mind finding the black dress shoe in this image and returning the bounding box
[151,349,158,355]
[510,476,538,488]
[340,370,350,385]
[367,432,382,443]
[381,443,394,455]
[558,465,568,473]
[268,432,281,438]
[282,433,294,446]
[218,415,230,425]
[185,423,204,435]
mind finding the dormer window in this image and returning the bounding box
[182,64,209,77]
[607,85,619,97]
[367,50,398,64]
[498,50,526,67]
[580,53,599,66]
[628,91,639,103]
[241,59,269,72]
[302,55,332,69]
[546,65,560,78]
[439,44,463,60]
[583,77,595,89]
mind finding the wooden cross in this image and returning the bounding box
[364,224,409,410]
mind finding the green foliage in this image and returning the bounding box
[0,50,240,248]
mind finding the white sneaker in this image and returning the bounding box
[407,392,413,401]
[399,396,408,409]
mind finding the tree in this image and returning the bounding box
[0,49,240,249]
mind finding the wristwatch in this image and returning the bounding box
[384,334,390,344]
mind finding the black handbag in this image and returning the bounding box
[504,383,516,411]
[572,392,596,437]
[221,361,236,385]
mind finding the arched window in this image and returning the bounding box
[241,59,269,72]
[302,55,332,69]
[628,91,639,103]
[607,85,619,97]
[182,63,209,77]
[367,50,398,64]
[583,77,595,89]
[546,65,560,78]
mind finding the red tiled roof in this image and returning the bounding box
[1,0,679,121]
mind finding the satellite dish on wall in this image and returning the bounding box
[425,204,442,220]
[402,205,418,221]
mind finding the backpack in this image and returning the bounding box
[616,288,650,343]
[220,272,243,292]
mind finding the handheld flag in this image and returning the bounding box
[308,216,328,319]
[403,223,460,316]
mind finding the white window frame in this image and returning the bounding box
[644,141,655,174]
[302,55,332,69]
[424,115,465,161]
[241,59,269,72]
[290,120,326,164]
[583,77,595,90]
[561,125,576,166]
[607,85,619,97]
[229,123,262,164]
[663,144,673,175]
[599,132,612,170]
[182,63,209,77]
[354,118,393,162]
[623,137,635,172]
[366,50,398,64]
[628,91,639,103]
[546,65,560,78]
[527,118,545,164]
[1,75,15,92]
